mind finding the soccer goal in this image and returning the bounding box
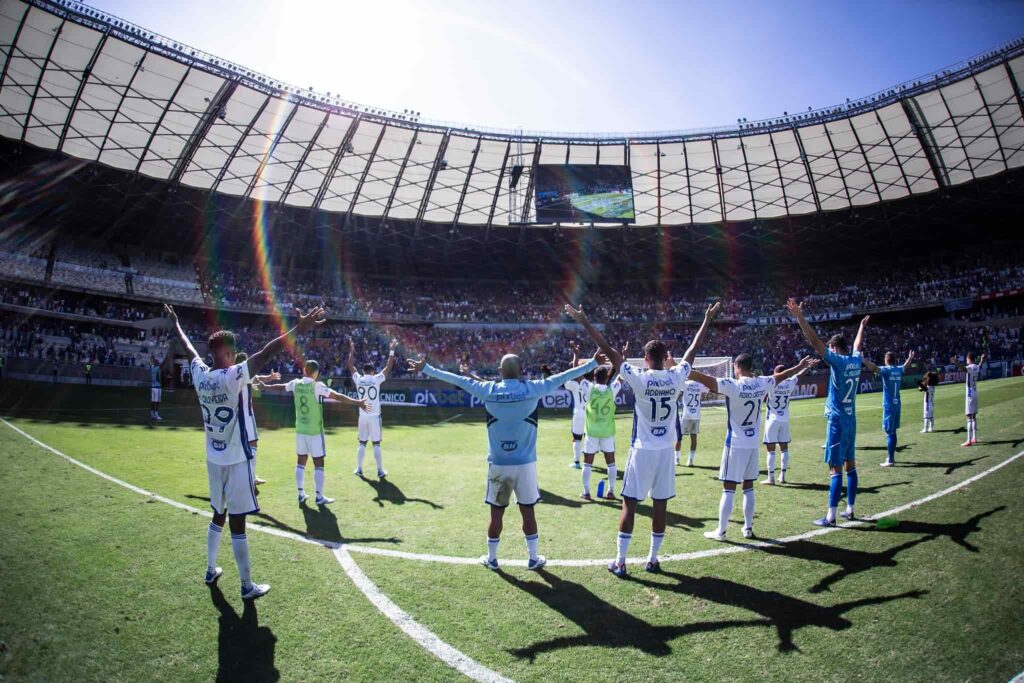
[625,356,733,406]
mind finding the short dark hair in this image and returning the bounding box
[362,363,375,374]
[827,334,849,354]
[966,352,976,363]
[735,353,754,373]
[595,365,611,384]
[304,359,320,376]
[540,364,553,378]
[644,340,667,363]
[235,351,248,363]
[208,330,236,352]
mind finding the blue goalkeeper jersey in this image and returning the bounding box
[823,349,862,422]
[879,365,903,418]
[424,359,598,466]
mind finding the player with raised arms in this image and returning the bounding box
[563,341,590,469]
[918,368,939,433]
[348,337,399,478]
[950,352,985,446]
[259,360,370,506]
[788,300,866,526]
[674,379,703,466]
[234,350,280,486]
[690,354,818,540]
[859,324,915,467]
[164,303,325,601]
[566,301,720,578]
[149,356,163,421]
[579,343,626,501]
[761,361,815,485]
[407,324,614,572]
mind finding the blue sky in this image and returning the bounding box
[91,0,1024,134]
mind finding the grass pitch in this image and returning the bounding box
[1,377,1022,682]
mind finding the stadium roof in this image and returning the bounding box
[1,0,1024,229]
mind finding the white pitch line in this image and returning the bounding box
[334,548,513,683]
[1,417,511,683]
[433,413,464,425]
[4,417,1022,567]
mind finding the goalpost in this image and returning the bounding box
[625,356,734,406]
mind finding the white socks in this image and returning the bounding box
[674,449,680,465]
[373,444,383,472]
[314,467,325,498]
[717,489,735,534]
[967,418,977,441]
[781,450,789,471]
[295,464,305,494]
[607,464,617,495]
[688,449,695,464]
[572,441,582,464]
[524,533,539,561]
[357,443,366,472]
[649,532,665,561]
[742,488,755,530]
[766,450,776,475]
[826,506,837,523]
[207,522,222,570]
[487,537,499,562]
[582,463,593,495]
[230,532,251,588]
[616,532,632,564]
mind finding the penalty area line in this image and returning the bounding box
[0,417,513,683]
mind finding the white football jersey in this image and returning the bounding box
[718,375,776,449]
[353,371,386,416]
[240,379,258,443]
[190,359,253,466]
[765,376,797,425]
[678,380,703,420]
[618,360,691,450]
[965,363,979,398]
[564,378,590,416]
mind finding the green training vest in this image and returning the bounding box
[585,385,616,439]
[293,381,324,435]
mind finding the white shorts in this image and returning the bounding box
[965,396,978,416]
[207,459,259,515]
[485,462,540,507]
[923,391,935,419]
[571,411,586,436]
[296,433,326,458]
[358,413,383,442]
[763,421,791,444]
[621,447,675,501]
[584,435,615,453]
[680,418,700,435]
[150,387,162,402]
[719,445,760,483]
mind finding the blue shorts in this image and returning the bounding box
[882,410,900,434]
[824,416,856,467]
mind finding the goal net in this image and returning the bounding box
[625,356,733,406]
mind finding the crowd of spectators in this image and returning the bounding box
[0,311,169,368]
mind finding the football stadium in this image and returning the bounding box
[1,1,1023,681]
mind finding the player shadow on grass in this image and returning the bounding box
[208,583,279,682]
[184,495,401,546]
[778,480,911,495]
[498,570,763,660]
[629,569,928,653]
[847,506,1005,553]
[359,476,443,509]
[750,535,937,594]
[857,443,914,453]
[975,437,1024,448]
[897,454,990,475]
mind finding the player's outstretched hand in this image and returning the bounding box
[295,306,326,333]
[357,398,372,413]
[907,350,915,362]
[591,350,610,366]
[704,301,722,321]
[860,315,871,327]
[407,357,426,374]
[799,356,821,370]
[785,298,804,317]
[268,371,281,382]
[564,303,587,323]
[458,361,471,376]
[348,337,355,352]
[164,304,178,324]
[621,341,630,356]
[389,338,399,351]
